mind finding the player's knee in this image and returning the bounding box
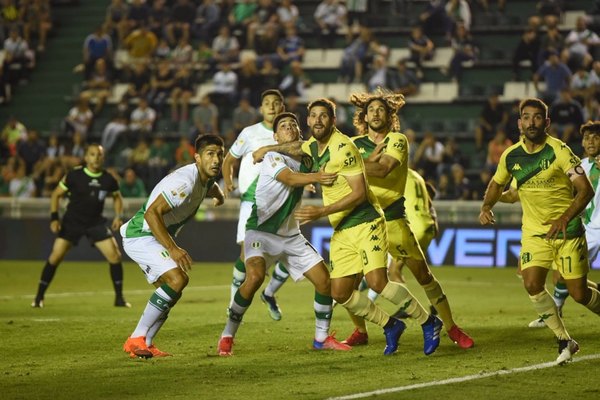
[569,287,590,304]
[314,281,331,296]
[164,270,189,292]
[522,280,544,296]
[244,269,266,291]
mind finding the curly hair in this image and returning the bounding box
[349,88,405,136]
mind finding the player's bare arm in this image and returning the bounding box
[545,167,594,240]
[276,167,337,187]
[498,186,519,204]
[222,152,240,197]
[253,141,304,163]
[479,179,504,225]
[49,183,67,234]
[364,153,400,178]
[144,194,193,271]
[111,191,124,231]
[208,182,225,206]
[295,173,367,223]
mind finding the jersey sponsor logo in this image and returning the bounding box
[344,155,357,166]
[89,179,101,187]
[392,140,404,150]
[512,163,522,171]
[521,251,532,264]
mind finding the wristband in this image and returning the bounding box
[51,212,59,221]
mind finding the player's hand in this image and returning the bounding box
[169,246,193,272]
[367,142,386,162]
[314,170,337,186]
[479,209,495,225]
[295,205,324,223]
[50,220,60,233]
[304,184,316,193]
[111,217,123,231]
[252,147,268,164]
[224,182,236,198]
[213,196,224,207]
[543,215,569,241]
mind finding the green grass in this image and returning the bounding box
[1,261,598,400]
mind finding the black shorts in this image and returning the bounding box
[58,219,113,246]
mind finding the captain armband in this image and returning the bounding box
[566,165,585,182]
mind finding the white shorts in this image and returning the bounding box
[236,201,253,244]
[586,227,600,264]
[122,235,178,284]
[244,230,323,282]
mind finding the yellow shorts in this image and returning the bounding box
[409,222,436,251]
[387,218,426,261]
[329,218,388,279]
[520,235,590,279]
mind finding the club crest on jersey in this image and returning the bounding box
[538,159,551,170]
[251,242,261,249]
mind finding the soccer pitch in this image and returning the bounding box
[1,261,598,400]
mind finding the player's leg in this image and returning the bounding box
[33,237,72,307]
[341,274,369,346]
[229,202,252,307]
[559,236,600,316]
[94,233,130,307]
[260,261,289,320]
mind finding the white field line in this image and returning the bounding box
[326,353,600,400]
[0,284,230,301]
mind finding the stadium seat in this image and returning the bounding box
[326,83,349,101]
[411,82,436,103]
[501,81,528,102]
[436,82,459,102]
[302,83,327,102]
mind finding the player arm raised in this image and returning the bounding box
[222,152,240,197]
[252,141,304,163]
[295,173,366,222]
[144,195,193,271]
[276,166,337,187]
[111,191,124,230]
[208,182,225,206]
[545,167,594,240]
[49,182,67,233]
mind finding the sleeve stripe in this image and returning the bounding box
[161,191,175,209]
[59,181,68,191]
[229,149,242,158]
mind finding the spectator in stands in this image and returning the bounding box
[445,0,471,35]
[258,58,281,94]
[405,128,417,168]
[449,163,470,200]
[64,96,93,139]
[314,0,347,49]
[154,38,172,60]
[129,98,156,140]
[246,0,279,50]
[232,96,259,134]
[562,16,600,71]
[210,62,238,115]
[17,129,44,176]
[37,157,64,197]
[391,59,420,97]
[571,66,600,106]
[585,1,600,32]
[536,0,563,28]
[549,89,584,144]
[512,27,540,81]
[8,157,35,198]
[485,129,512,173]
[105,0,129,44]
[237,57,262,107]
[533,50,572,105]
[436,173,452,199]
[147,60,175,114]
[505,100,521,143]
[125,0,150,37]
[276,23,305,66]
[228,0,257,48]
[148,0,169,41]
[364,55,395,93]
[277,0,299,28]
[3,27,35,85]
[408,26,434,80]
[212,25,240,66]
[170,66,195,122]
[474,94,508,150]
[21,0,52,52]
[120,167,147,198]
[444,23,477,82]
[278,60,310,99]
[583,97,600,122]
[147,135,173,188]
[83,25,113,80]
[415,132,444,181]
[129,138,150,184]
[419,0,451,38]
[470,169,491,200]
[171,37,194,67]
[194,0,221,43]
[1,0,22,38]
[191,94,219,137]
[81,58,113,115]
[1,115,26,156]
[124,26,158,63]
[166,0,195,46]
[101,113,129,154]
[123,62,151,101]
[254,23,280,62]
[339,26,373,83]
[440,136,468,176]
[174,136,195,168]
[45,134,64,161]
[537,22,564,68]
[284,94,308,133]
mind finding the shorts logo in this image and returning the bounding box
[369,224,377,232]
[521,252,532,264]
[252,242,261,249]
[160,250,170,259]
[372,245,382,252]
[370,235,379,241]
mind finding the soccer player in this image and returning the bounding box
[348,90,473,352]
[527,120,600,328]
[479,98,600,364]
[32,143,129,309]
[222,89,289,321]
[121,135,225,358]
[218,112,350,356]
[253,98,435,356]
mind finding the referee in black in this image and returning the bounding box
[32,143,130,308]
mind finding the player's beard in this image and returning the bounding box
[522,125,546,144]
